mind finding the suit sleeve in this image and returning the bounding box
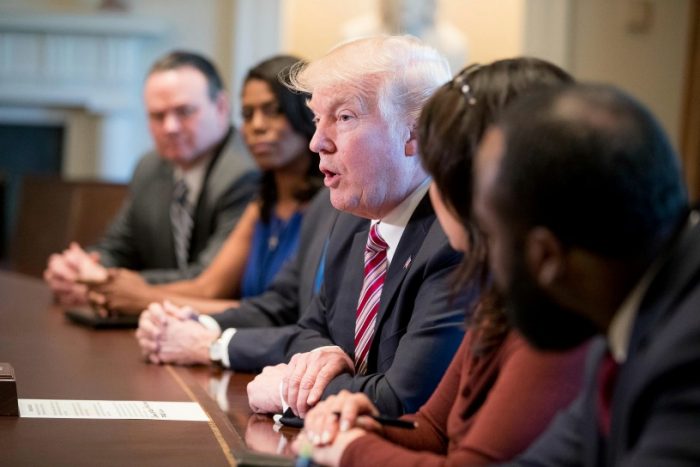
[222,326,299,372]
[139,170,258,283]
[207,251,306,372]
[91,198,141,269]
[213,250,303,330]
[283,280,336,351]
[211,246,325,372]
[90,157,148,270]
[616,308,700,467]
[616,376,700,466]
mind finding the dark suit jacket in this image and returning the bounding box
[93,128,259,283]
[285,194,472,416]
[505,211,700,467]
[211,188,338,371]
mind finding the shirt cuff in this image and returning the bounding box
[312,345,343,352]
[218,327,237,368]
[198,314,222,335]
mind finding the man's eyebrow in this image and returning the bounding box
[307,94,367,114]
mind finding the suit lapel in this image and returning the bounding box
[300,200,339,306]
[189,141,224,255]
[376,194,434,323]
[610,213,700,464]
[631,217,700,351]
[330,218,370,353]
[154,163,176,265]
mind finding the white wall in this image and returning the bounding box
[282,0,525,67]
[0,0,692,176]
[0,0,237,182]
[567,0,691,149]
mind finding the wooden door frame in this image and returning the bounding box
[681,0,700,202]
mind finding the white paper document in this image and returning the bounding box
[18,399,209,422]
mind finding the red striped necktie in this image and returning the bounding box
[354,223,389,375]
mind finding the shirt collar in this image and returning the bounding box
[607,262,656,363]
[371,177,431,264]
[607,210,700,362]
[173,153,212,207]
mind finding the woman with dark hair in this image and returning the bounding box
[295,58,588,466]
[89,55,322,314]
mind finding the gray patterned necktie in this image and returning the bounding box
[171,179,193,270]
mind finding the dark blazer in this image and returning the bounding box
[285,194,472,416]
[506,211,700,467]
[93,128,259,283]
[212,189,338,371]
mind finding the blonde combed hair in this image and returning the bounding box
[287,35,451,126]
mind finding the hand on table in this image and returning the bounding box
[135,301,212,365]
[282,346,354,417]
[43,242,102,307]
[300,390,382,447]
[87,268,155,315]
[248,363,288,414]
[64,243,107,283]
[292,427,366,467]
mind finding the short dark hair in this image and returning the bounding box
[494,84,688,260]
[243,55,322,222]
[148,50,224,101]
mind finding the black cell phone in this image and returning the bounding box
[278,408,305,428]
[64,308,139,329]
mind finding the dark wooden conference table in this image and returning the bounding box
[0,271,298,466]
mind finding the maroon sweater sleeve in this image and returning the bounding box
[341,332,587,467]
[380,334,470,453]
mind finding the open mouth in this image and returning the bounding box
[321,168,340,188]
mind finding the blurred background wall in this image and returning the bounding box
[0,0,696,258]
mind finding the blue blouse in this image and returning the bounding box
[240,210,304,298]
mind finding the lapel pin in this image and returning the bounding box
[403,256,412,270]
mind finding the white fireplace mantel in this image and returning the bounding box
[0,12,168,180]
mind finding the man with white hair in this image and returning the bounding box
[247,35,473,418]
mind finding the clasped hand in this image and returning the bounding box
[44,242,105,307]
[86,268,154,315]
[247,346,354,417]
[135,301,217,365]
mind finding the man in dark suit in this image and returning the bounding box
[246,35,469,418]
[472,83,700,465]
[43,51,258,306]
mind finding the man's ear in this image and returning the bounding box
[524,227,565,287]
[404,125,419,156]
[215,91,230,115]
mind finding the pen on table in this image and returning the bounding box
[333,411,417,429]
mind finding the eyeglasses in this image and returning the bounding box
[451,63,481,106]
